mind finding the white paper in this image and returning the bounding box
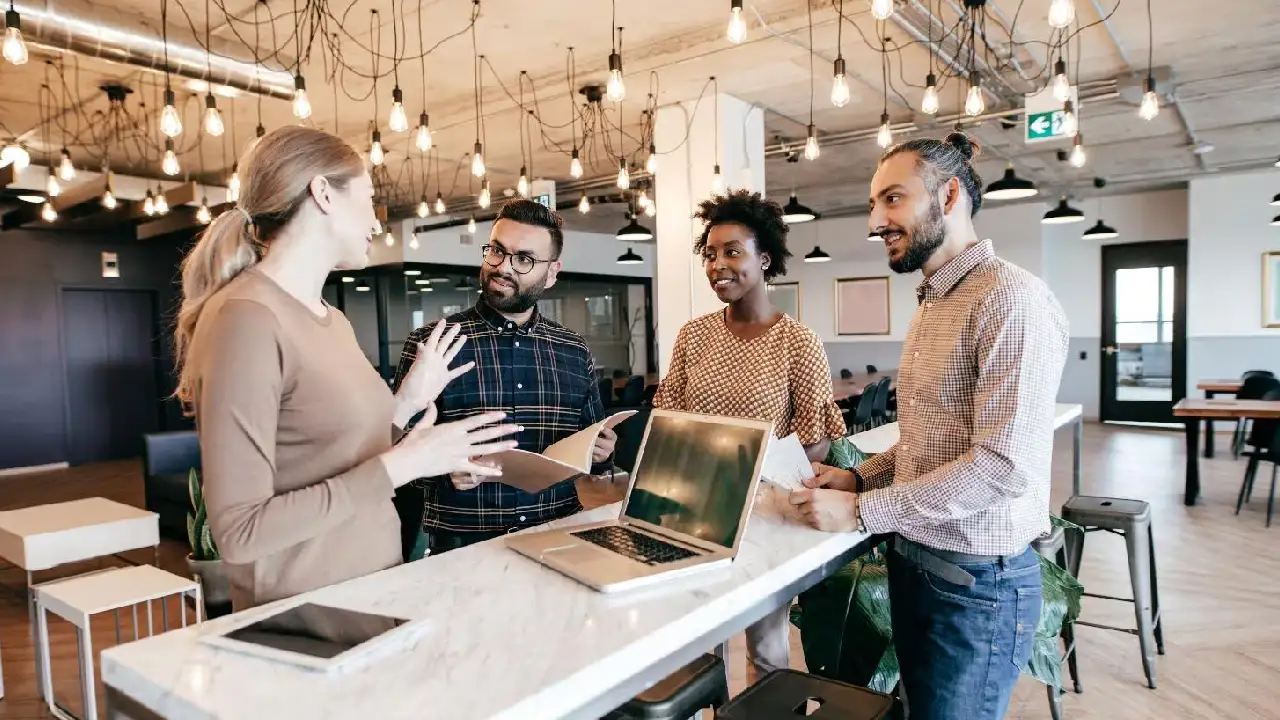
[759,433,814,491]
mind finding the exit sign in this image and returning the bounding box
[1027,110,1064,141]
[1023,85,1080,145]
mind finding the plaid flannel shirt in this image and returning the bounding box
[856,240,1069,556]
[392,300,605,533]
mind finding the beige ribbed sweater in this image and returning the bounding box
[186,267,401,610]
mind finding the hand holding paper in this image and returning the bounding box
[759,433,815,491]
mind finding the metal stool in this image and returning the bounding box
[719,669,896,719]
[1032,526,1081,720]
[1060,496,1165,690]
[603,653,729,720]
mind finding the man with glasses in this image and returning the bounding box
[391,199,616,558]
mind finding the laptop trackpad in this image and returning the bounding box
[544,542,611,564]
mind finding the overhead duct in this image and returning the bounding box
[12,0,294,99]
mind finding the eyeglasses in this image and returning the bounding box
[481,244,552,275]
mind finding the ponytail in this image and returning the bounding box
[172,208,259,410]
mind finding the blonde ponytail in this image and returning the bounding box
[172,125,364,412]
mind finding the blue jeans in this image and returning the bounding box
[887,538,1041,720]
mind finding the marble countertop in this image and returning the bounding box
[101,487,871,720]
[849,402,1083,455]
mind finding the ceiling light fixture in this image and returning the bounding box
[415,114,432,152]
[804,246,831,263]
[1272,214,1280,227]
[870,0,894,21]
[616,215,653,241]
[369,130,385,166]
[17,194,43,204]
[1061,100,1078,137]
[154,191,169,215]
[517,167,530,197]
[1,143,30,170]
[1082,219,1118,240]
[921,73,939,115]
[965,76,985,116]
[292,75,311,119]
[646,144,658,174]
[726,0,746,43]
[983,166,1039,199]
[57,148,75,181]
[1048,0,1075,29]
[417,198,430,218]
[196,199,212,225]
[1042,198,1085,224]
[478,178,491,209]
[876,112,893,149]
[606,22,626,102]
[578,193,590,213]
[467,215,477,234]
[435,193,446,214]
[782,195,816,224]
[1069,135,1087,168]
[616,159,630,190]
[617,248,644,265]
[45,173,60,198]
[1052,58,1071,102]
[389,87,409,133]
[162,139,180,175]
[40,200,56,223]
[3,7,28,65]
[1270,193,1280,208]
[204,94,225,136]
[160,88,183,138]
[472,142,485,177]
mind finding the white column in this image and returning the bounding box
[652,93,765,375]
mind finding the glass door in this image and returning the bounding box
[1100,241,1187,423]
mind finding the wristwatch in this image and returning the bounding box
[852,467,865,493]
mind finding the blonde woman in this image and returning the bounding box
[174,126,519,610]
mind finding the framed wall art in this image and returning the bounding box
[767,282,801,322]
[835,276,891,336]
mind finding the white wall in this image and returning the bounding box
[367,218,655,278]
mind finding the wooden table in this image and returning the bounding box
[832,371,897,401]
[1173,398,1280,505]
[1196,379,1245,458]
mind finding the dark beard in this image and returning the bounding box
[481,272,547,314]
[888,198,946,274]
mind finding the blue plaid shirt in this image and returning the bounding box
[391,300,605,533]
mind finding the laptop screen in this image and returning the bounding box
[622,413,767,549]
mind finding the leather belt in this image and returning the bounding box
[892,535,1011,587]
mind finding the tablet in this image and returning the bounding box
[199,602,427,673]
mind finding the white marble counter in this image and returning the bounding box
[848,402,1084,455]
[101,487,872,720]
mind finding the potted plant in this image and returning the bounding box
[185,468,231,613]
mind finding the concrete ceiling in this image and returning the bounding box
[1,0,1278,225]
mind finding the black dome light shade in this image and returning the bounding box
[983,166,1039,200]
[616,216,654,241]
[781,194,817,223]
[1082,219,1119,240]
[1042,198,1085,224]
[616,248,644,264]
[804,246,831,263]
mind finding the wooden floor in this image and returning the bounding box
[1,423,1278,718]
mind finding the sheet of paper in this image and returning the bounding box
[495,410,639,495]
[759,433,814,491]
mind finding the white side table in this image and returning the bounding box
[35,565,201,720]
[0,498,160,703]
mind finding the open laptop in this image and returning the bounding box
[505,409,773,593]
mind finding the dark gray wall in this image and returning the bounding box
[0,227,192,470]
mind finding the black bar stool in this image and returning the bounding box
[719,669,896,719]
[603,653,729,720]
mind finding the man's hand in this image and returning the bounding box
[394,321,474,426]
[789,488,860,533]
[804,462,857,491]
[591,427,617,464]
[450,458,500,490]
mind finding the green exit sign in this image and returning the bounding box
[1026,110,1065,143]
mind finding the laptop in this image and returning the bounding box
[505,409,773,593]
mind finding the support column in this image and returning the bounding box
[652,93,765,375]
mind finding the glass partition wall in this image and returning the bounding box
[324,263,654,385]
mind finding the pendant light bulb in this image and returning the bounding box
[434,193,446,214]
[517,167,530,198]
[368,131,385,166]
[478,179,491,209]
[727,0,747,43]
[569,149,583,178]
[710,165,726,195]
[417,198,430,218]
[644,200,656,217]
[876,113,893,149]
[101,189,116,210]
[3,10,28,65]
[154,192,169,215]
[40,200,56,223]
[921,73,939,115]
[1068,138,1086,168]
[804,125,820,161]
[1052,59,1071,103]
[1139,77,1159,121]
[471,142,485,177]
[45,173,60,197]
[373,218,383,235]
[389,87,409,133]
[965,81,985,116]
[292,76,312,119]
[1048,0,1075,29]
[1061,100,1078,137]
[606,51,625,102]
[1,143,29,171]
[616,160,630,190]
[871,0,894,20]
[227,168,241,202]
[57,149,75,181]
[409,233,420,250]
[467,215,477,234]
[646,146,657,175]
[143,191,155,216]
[638,190,650,210]
[159,89,183,137]
[162,140,180,176]
[204,95,225,136]
[830,57,850,108]
[415,113,432,152]
[384,230,396,247]
[578,193,590,213]
[196,199,212,225]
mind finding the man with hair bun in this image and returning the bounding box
[791,133,1069,717]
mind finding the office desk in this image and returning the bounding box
[101,491,875,720]
[1174,398,1280,505]
[847,403,1085,494]
[1196,378,1245,458]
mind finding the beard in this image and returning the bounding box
[480,267,548,314]
[887,197,947,274]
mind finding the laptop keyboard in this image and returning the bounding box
[571,526,700,566]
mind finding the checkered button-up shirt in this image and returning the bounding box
[856,240,1069,556]
[391,300,604,533]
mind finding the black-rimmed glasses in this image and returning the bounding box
[481,244,552,275]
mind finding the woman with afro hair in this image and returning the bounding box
[652,188,846,680]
